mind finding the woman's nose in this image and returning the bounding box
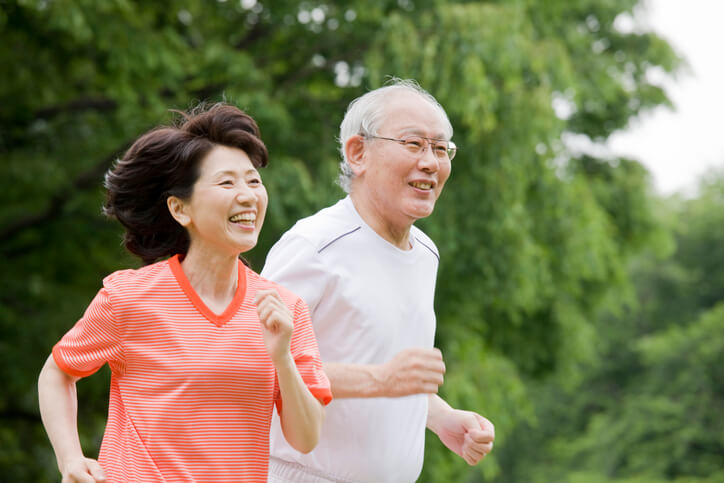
[235,184,257,203]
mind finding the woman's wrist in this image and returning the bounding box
[57,449,85,474]
[271,350,295,371]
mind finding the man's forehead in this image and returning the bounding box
[381,92,448,137]
[383,114,448,139]
[396,125,447,139]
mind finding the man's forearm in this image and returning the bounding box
[324,347,446,399]
[322,362,386,398]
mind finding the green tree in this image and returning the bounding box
[498,173,724,482]
[0,1,678,481]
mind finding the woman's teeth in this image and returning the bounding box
[230,213,255,223]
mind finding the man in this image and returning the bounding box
[264,79,495,482]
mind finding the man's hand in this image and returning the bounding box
[428,400,495,465]
[375,347,446,397]
[61,457,106,483]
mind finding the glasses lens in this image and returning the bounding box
[431,141,450,159]
[401,136,425,154]
[447,141,457,160]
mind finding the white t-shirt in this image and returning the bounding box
[263,196,440,483]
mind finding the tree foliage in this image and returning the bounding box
[497,173,724,482]
[0,0,684,481]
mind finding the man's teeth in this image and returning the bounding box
[230,213,255,223]
[411,182,432,190]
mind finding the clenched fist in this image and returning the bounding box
[61,457,106,483]
[375,347,446,396]
[255,289,294,365]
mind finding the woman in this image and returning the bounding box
[38,103,331,482]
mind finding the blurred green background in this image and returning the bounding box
[1,0,722,481]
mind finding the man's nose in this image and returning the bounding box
[418,143,440,172]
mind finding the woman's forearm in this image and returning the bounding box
[275,353,324,454]
[38,354,85,473]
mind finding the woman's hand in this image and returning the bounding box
[255,289,294,365]
[255,290,325,453]
[61,457,106,482]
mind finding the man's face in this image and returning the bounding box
[358,92,452,229]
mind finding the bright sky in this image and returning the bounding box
[606,0,724,195]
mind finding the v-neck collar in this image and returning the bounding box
[168,254,247,327]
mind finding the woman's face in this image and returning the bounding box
[172,145,268,256]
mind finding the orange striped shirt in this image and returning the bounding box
[53,255,331,482]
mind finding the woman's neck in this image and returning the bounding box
[180,248,239,313]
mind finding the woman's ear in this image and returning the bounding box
[167,196,191,227]
[345,134,367,176]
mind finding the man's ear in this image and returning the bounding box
[167,196,191,227]
[345,134,367,176]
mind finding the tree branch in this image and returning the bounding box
[0,408,41,423]
[235,21,269,50]
[34,97,118,121]
[0,140,131,243]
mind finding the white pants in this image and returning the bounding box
[267,457,355,483]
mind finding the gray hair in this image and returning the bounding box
[337,79,453,193]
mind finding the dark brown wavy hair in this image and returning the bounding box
[103,103,268,264]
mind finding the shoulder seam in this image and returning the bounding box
[415,235,440,261]
[318,226,362,253]
[98,280,128,373]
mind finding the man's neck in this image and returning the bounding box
[349,192,412,250]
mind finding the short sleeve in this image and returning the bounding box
[275,298,332,414]
[261,233,328,313]
[52,287,125,378]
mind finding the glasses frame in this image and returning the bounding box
[363,134,457,161]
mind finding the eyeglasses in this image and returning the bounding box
[364,134,457,161]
